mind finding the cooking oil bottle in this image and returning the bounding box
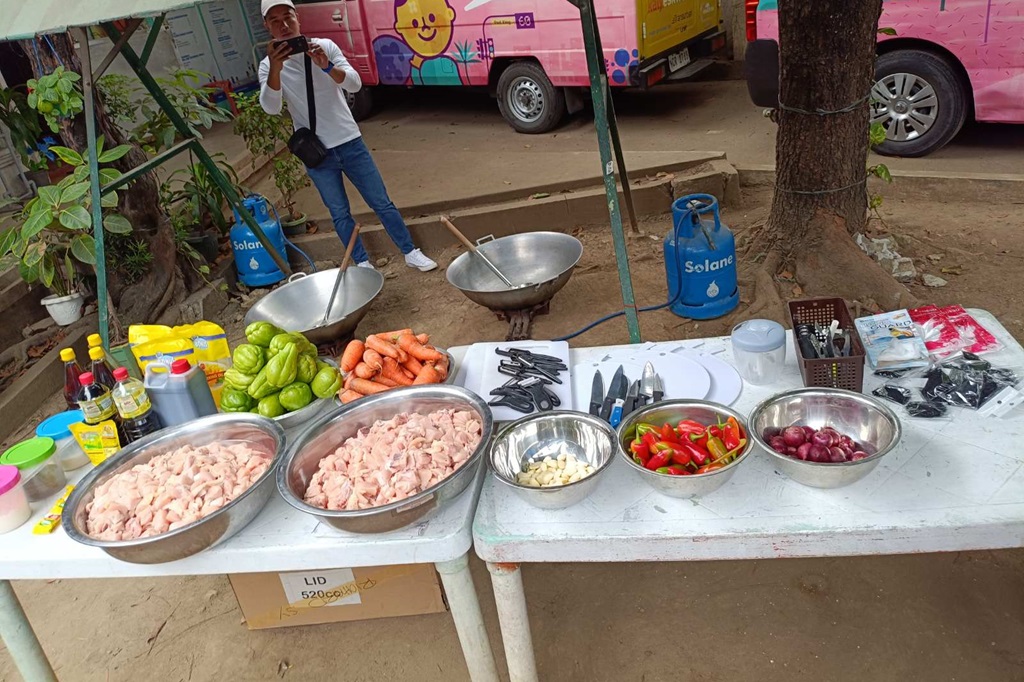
[111,367,161,443]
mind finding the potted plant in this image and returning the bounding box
[234,93,311,235]
[161,151,241,262]
[0,137,133,326]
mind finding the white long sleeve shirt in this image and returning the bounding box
[258,38,362,148]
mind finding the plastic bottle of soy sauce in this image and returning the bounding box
[61,348,84,411]
[88,346,117,389]
[111,368,162,443]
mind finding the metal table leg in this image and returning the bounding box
[435,554,499,682]
[487,562,538,682]
[0,580,57,682]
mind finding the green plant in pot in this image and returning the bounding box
[0,137,133,326]
[161,151,241,263]
[234,93,311,236]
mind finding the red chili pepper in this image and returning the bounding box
[690,429,709,450]
[642,432,659,450]
[677,419,705,433]
[670,447,691,467]
[708,425,723,440]
[723,416,742,451]
[646,449,672,470]
[667,464,689,475]
[689,444,708,467]
[635,423,659,438]
[630,441,651,465]
[660,423,680,443]
[707,436,728,461]
[696,462,725,474]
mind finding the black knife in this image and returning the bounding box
[589,371,604,417]
[600,366,625,422]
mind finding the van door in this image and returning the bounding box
[294,0,376,85]
[638,0,717,62]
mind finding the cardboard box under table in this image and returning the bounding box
[230,563,446,630]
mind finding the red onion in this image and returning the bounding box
[808,444,829,462]
[801,426,815,440]
[829,447,847,463]
[782,426,806,447]
[811,431,832,447]
[786,446,798,456]
[770,436,787,452]
[763,427,782,440]
[851,451,870,461]
[796,443,813,460]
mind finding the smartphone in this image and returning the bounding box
[273,35,309,55]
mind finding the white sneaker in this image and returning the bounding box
[356,261,376,270]
[405,248,438,272]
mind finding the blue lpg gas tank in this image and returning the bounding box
[664,194,739,320]
[230,195,287,287]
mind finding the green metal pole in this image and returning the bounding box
[574,0,642,342]
[76,28,110,347]
[604,91,639,233]
[103,20,292,276]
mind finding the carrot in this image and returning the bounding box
[414,364,442,385]
[376,376,399,388]
[403,356,424,376]
[354,362,378,379]
[398,334,444,362]
[362,348,384,372]
[433,353,450,380]
[364,334,400,359]
[381,357,414,386]
[374,328,413,343]
[349,378,392,395]
[340,389,364,404]
[416,333,430,345]
[340,340,364,372]
[396,347,409,364]
[343,373,356,390]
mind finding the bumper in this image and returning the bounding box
[634,29,729,89]
[743,39,779,107]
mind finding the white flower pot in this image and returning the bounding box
[41,292,85,326]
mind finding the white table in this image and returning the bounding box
[0,469,499,682]
[467,310,1024,682]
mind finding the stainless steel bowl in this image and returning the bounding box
[748,388,902,488]
[616,400,753,499]
[63,414,285,564]
[245,268,385,344]
[446,232,582,310]
[278,385,493,533]
[275,357,338,432]
[490,411,616,509]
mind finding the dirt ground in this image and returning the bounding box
[3,187,1023,682]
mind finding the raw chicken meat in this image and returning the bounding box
[304,409,482,511]
[85,442,270,541]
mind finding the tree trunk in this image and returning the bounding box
[22,33,184,338]
[762,0,915,310]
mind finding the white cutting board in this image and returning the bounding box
[571,353,712,410]
[460,341,574,421]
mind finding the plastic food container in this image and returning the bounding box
[0,465,31,534]
[1,437,67,503]
[731,319,787,386]
[36,410,90,471]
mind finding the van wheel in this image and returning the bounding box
[345,88,374,121]
[871,50,967,157]
[497,62,566,134]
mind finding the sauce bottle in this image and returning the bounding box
[111,368,162,443]
[76,372,118,426]
[60,348,84,411]
[88,346,117,389]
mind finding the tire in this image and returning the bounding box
[871,49,967,157]
[496,62,566,134]
[345,88,374,121]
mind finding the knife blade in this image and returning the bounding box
[652,375,665,403]
[640,362,656,406]
[589,371,604,417]
[608,368,629,428]
[599,366,624,421]
[624,380,640,417]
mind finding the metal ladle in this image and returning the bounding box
[440,216,521,289]
[320,222,363,328]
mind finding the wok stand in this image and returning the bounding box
[491,300,552,342]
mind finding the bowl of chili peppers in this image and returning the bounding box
[617,400,752,499]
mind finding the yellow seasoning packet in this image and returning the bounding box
[33,485,75,535]
[69,421,122,465]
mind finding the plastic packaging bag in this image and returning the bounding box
[879,352,1021,419]
[177,322,232,403]
[128,322,232,403]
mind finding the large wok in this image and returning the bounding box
[245,267,384,344]
[446,232,583,310]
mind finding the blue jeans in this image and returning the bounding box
[305,137,415,263]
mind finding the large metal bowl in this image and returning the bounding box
[748,388,902,488]
[490,411,616,510]
[63,414,285,564]
[616,400,753,499]
[278,385,493,533]
[446,232,583,310]
[245,268,385,344]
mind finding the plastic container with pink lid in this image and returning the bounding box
[0,464,31,534]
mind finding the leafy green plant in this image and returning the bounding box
[233,93,310,219]
[26,67,84,133]
[0,136,132,295]
[0,86,43,166]
[132,69,232,153]
[96,74,138,131]
[106,233,153,285]
[161,152,240,234]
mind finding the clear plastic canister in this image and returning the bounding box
[731,319,787,386]
[0,465,31,534]
[35,410,90,471]
[0,437,67,503]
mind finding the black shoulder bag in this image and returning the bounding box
[288,54,328,168]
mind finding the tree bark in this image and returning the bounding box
[22,32,184,337]
[760,0,915,310]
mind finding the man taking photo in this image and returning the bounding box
[258,0,437,272]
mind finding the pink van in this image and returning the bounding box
[295,0,727,133]
[744,0,1024,157]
